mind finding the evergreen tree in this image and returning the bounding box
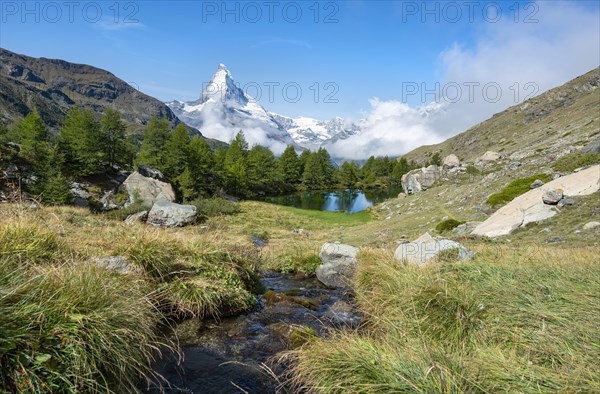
[278,145,302,186]
[57,107,103,175]
[213,146,227,188]
[430,152,442,166]
[32,147,73,205]
[162,124,190,180]
[184,136,215,197]
[136,116,170,168]
[99,109,133,170]
[316,148,335,188]
[391,157,410,186]
[338,161,360,188]
[11,111,50,163]
[224,131,249,196]
[298,150,311,174]
[247,145,276,194]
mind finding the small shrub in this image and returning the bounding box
[487,173,551,207]
[435,219,465,233]
[189,197,241,222]
[552,152,600,173]
[103,201,150,221]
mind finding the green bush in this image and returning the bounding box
[552,152,600,173]
[103,201,150,221]
[188,197,241,222]
[487,173,551,207]
[435,218,465,233]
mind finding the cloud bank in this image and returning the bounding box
[328,1,599,160]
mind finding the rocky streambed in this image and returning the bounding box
[143,272,361,393]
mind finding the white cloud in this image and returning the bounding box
[328,1,599,160]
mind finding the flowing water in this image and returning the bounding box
[144,272,361,394]
[264,187,402,213]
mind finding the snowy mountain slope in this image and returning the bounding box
[166,64,295,153]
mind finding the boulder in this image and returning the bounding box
[401,165,441,194]
[397,192,406,199]
[452,221,483,236]
[4,142,21,152]
[583,221,600,230]
[316,243,358,288]
[472,165,600,237]
[88,256,141,275]
[442,154,460,169]
[581,140,600,154]
[147,201,197,227]
[124,210,148,224]
[137,165,166,181]
[394,232,476,266]
[542,189,563,205]
[120,171,175,207]
[478,151,501,162]
[557,197,575,208]
[530,179,545,189]
[69,182,92,207]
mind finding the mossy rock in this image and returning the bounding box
[436,219,465,233]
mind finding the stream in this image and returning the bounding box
[144,272,361,394]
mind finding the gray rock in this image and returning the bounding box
[292,228,309,237]
[583,221,600,230]
[394,232,476,266]
[3,163,19,180]
[478,151,501,162]
[124,210,148,223]
[316,243,358,288]
[88,256,141,275]
[147,201,197,227]
[581,140,600,154]
[121,171,176,207]
[506,161,522,171]
[4,142,21,152]
[452,221,483,235]
[557,197,575,208]
[69,182,92,207]
[100,190,119,211]
[442,154,460,169]
[401,165,441,194]
[137,165,166,181]
[530,179,545,189]
[545,237,564,243]
[542,189,564,205]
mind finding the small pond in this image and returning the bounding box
[264,187,402,213]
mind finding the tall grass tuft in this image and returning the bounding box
[288,246,600,393]
[0,259,173,393]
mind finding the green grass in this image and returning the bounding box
[486,173,552,208]
[0,208,264,393]
[288,246,600,393]
[435,218,465,233]
[552,152,600,173]
[0,258,170,393]
[279,206,371,226]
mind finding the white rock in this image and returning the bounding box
[316,243,358,288]
[472,165,600,237]
[394,232,475,266]
[442,154,461,168]
[583,221,600,230]
[479,151,501,162]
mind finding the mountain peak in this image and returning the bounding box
[217,63,228,71]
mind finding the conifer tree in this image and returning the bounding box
[99,109,133,170]
[162,124,190,180]
[224,131,249,196]
[277,145,302,186]
[58,107,103,175]
[136,116,170,168]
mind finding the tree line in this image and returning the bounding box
[1,108,420,205]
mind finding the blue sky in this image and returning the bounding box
[1,0,599,125]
